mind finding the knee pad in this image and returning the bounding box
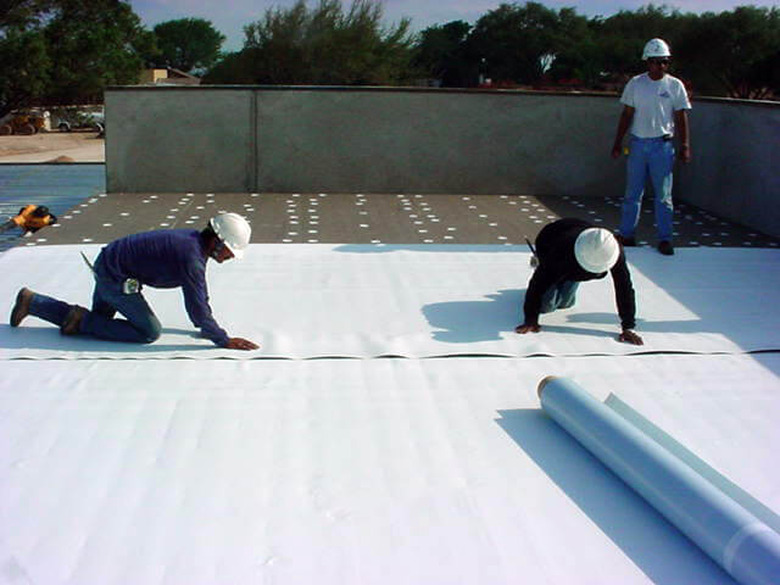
[141,317,162,344]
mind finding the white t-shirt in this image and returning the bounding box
[620,73,691,138]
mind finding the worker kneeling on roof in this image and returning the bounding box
[516,218,643,345]
[10,213,259,351]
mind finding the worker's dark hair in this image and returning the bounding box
[201,222,217,240]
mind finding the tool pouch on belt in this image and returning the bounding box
[81,251,139,294]
[122,279,140,295]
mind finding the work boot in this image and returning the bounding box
[10,287,34,327]
[658,241,675,256]
[615,234,636,247]
[61,305,87,335]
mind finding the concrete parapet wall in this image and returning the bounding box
[253,89,620,197]
[105,87,780,237]
[106,89,255,193]
[677,99,780,239]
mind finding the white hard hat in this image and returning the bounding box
[209,212,251,259]
[642,38,671,60]
[574,228,620,274]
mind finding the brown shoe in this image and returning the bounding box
[10,287,34,327]
[615,233,637,247]
[61,305,88,335]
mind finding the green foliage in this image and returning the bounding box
[596,5,690,79]
[202,50,260,85]
[151,18,225,73]
[44,0,154,104]
[468,2,562,85]
[204,0,414,85]
[0,0,55,28]
[545,8,599,85]
[0,0,53,116]
[1,0,153,112]
[412,20,472,86]
[3,0,780,104]
[675,6,780,98]
[407,2,780,98]
[0,27,50,117]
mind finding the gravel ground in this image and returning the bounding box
[0,131,105,163]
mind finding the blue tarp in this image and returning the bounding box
[0,164,105,251]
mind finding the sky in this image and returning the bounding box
[128,0,779,52]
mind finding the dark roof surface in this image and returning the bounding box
[1,164,778,250]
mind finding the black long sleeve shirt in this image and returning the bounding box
[523,218,637,330]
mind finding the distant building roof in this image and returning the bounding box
[139,67,200,86]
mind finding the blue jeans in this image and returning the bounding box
[540,281,579,314]
[28,255,161,343]
[27,292,71,328]
[619,135,675,242]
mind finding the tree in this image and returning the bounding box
[43,0,155,104]
[201,50,260,85]
[204,0,415,85]
[675,6,780,98]
[412,20,472,86]
[466,2,564,86]
[0,0,53,116]
[596,4,689,81]
[0,26,50,117]
[2,1,155,112]
[544,8,599,86]
[1,0,50,27]
[750,49,780,99]
[151,18,225,73]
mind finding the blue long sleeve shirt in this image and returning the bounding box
[97,229,229,346]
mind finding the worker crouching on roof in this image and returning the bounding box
[10,213,259,351]
[515,218,643,345]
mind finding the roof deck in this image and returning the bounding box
[2,92,779,584]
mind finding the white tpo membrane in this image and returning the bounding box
[540,377,780,585]
[1,354,778,584]
[2,242,778,583]
[1,244,778,359]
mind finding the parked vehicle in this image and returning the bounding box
[55,109,104,133]
[0,112,46,136]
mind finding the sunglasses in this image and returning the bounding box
[649,58,670,66]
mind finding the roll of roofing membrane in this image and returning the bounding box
[537,376,780,585]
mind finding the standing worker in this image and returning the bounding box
[10,213,259,351]
[611,38,692,256]
[515,218,643,345]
